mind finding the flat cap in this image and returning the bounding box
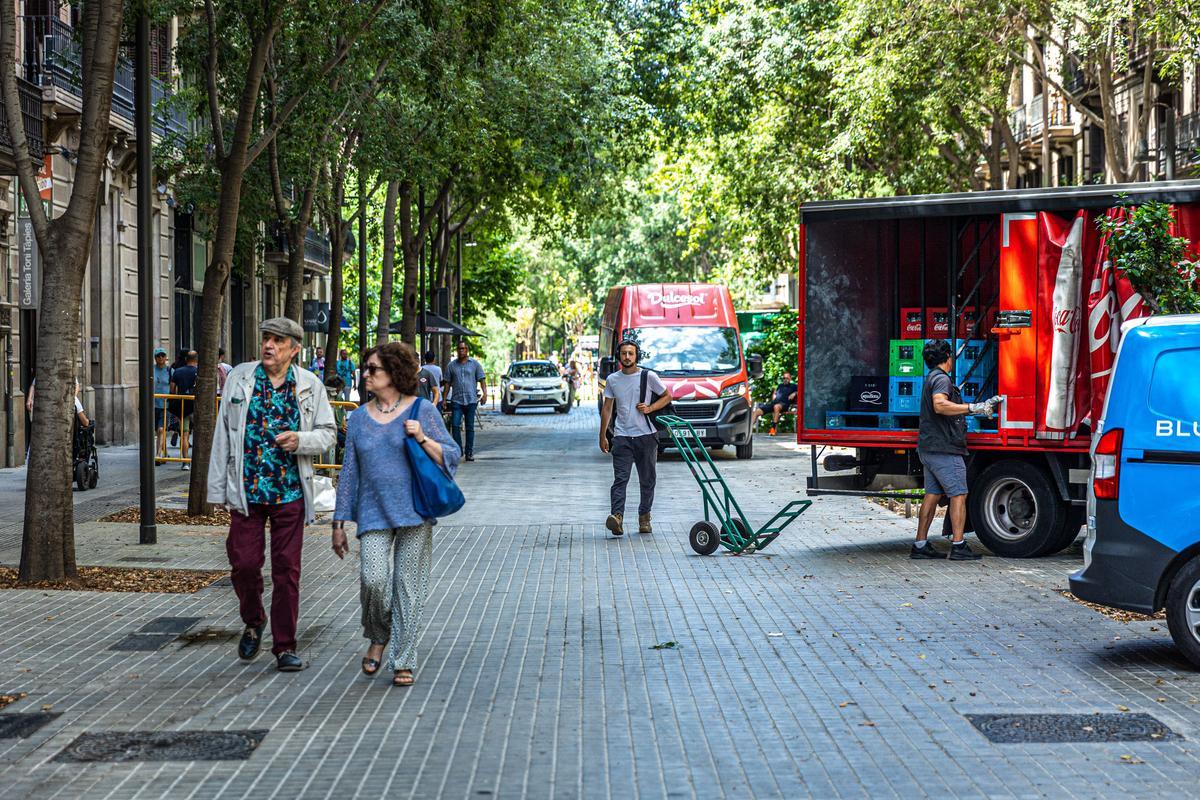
[261,316,304,343]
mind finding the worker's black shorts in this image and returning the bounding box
[757,401,794,414]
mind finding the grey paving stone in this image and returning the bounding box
[0,406,1197,798]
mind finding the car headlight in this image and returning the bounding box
[509,383,522,391]
[720,382,748,398]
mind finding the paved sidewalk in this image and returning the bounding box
[1,407,1198,798]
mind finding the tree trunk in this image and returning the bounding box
[187,19,278,516]
[376,179,400,343]
[324,215,347,382]
[399,182,418,345]
[997,110,1022,189]
[1,0,124,582]
[283,173,320,322]
[987,118,1004,190]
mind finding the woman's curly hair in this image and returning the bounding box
[363,341,421,397]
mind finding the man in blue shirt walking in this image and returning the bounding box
[444,340,487,461]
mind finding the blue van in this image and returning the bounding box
[1070,314,1200,666]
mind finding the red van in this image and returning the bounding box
[598,283,763,459]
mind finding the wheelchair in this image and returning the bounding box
[73,419,99,491]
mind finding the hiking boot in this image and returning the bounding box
[638,513,652,534]
[605,514,624,536]
[909,542,942,559]
[948,540,983,561]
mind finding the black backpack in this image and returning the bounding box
[639,369,673,428]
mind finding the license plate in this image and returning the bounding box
[686,428,709,438]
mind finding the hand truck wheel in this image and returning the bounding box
[689,521,721,555]
[724,518,753,547]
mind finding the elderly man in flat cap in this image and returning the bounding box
[208,318,336,672]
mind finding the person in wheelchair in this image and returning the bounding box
[72,383,98,490]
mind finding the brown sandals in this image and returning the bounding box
[392,670,414,687]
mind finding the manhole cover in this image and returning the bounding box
[0,713,59,739]
[966,713,1177,743]
[54,729,269,762]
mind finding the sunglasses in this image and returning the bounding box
[364,364,384,375]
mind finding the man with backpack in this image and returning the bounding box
[598,340,672,536]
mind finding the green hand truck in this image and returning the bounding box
[657,415,813,555]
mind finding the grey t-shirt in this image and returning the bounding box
[423,363,443,388]
[603,368,666,438]
[918,369,967,456]
[445,358,485,405]
[415,368,436,402]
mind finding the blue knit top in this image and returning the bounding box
[333,398,461,533]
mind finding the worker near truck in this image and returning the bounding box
[911,340,1001,561]
[599,340,673,536]
[751,371,797,436]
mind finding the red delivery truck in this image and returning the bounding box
[598,283,763,459]
[797,180,1200,557]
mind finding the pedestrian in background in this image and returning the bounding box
[218,347,233,394]
[153,347,172,457]
[336,349,357,401]
[422,351,443,408]
[208,318,336,672]
[332,341,460,687]
[444,340,487,461]
[310,346,326,374]
[598,340,672,536]
[170,351,199,469]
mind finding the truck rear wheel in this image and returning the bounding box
[1045,506,1087,555]
[1166,556,1200,669]
[968,460,1065,558]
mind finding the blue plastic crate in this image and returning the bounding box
[888,376,922,414]
[955,339,996,381]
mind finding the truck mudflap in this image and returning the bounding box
[1069,502,1178,615]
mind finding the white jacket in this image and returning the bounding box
[206,361,337,524]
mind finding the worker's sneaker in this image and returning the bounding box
[948,541,982,561]
[638,513,652,534]
[768,427,777,436]
[605,514,624,536]
[909,542,942,559]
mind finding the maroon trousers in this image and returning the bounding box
[226,499,305,655]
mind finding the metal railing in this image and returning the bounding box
[265,225,332,270]
[21,15,190,140]
[0,75,45,167]
[1009,95,1073,143]
[1178,112,1200,169]
[153,392,356,470]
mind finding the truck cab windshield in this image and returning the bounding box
[624,327,742,375]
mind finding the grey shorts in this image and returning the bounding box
[919,452,968,497]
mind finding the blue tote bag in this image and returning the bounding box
[404,398,466,519]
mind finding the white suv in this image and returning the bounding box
[500,361,571,414]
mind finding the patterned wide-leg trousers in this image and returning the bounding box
[359,522,434,671]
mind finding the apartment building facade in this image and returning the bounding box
[0,3,333,465]
[989,33,1200,188]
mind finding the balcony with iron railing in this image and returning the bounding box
[0,75,46,170]
[21,15,189,140]
[1176,111,1200,169]
[1008,95,1074,144]
[265,223,332,272]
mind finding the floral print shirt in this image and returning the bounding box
[243,365,304,506]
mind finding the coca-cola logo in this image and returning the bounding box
[649,292,705,309]
[1053,306,1079,335]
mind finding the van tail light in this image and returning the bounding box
[1093,428,1123,500]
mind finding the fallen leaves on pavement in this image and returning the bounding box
[0,692,27,710]
[0,566,224,593]
[100,507,231,526]
[649,641,678,650]
[1058,590,1164,622]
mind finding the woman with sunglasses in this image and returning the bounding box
[332,341,461,687]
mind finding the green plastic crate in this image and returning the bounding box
[889,339,924,377]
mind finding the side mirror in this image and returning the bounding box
[747,354,764,380]
[599,356,617,378]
